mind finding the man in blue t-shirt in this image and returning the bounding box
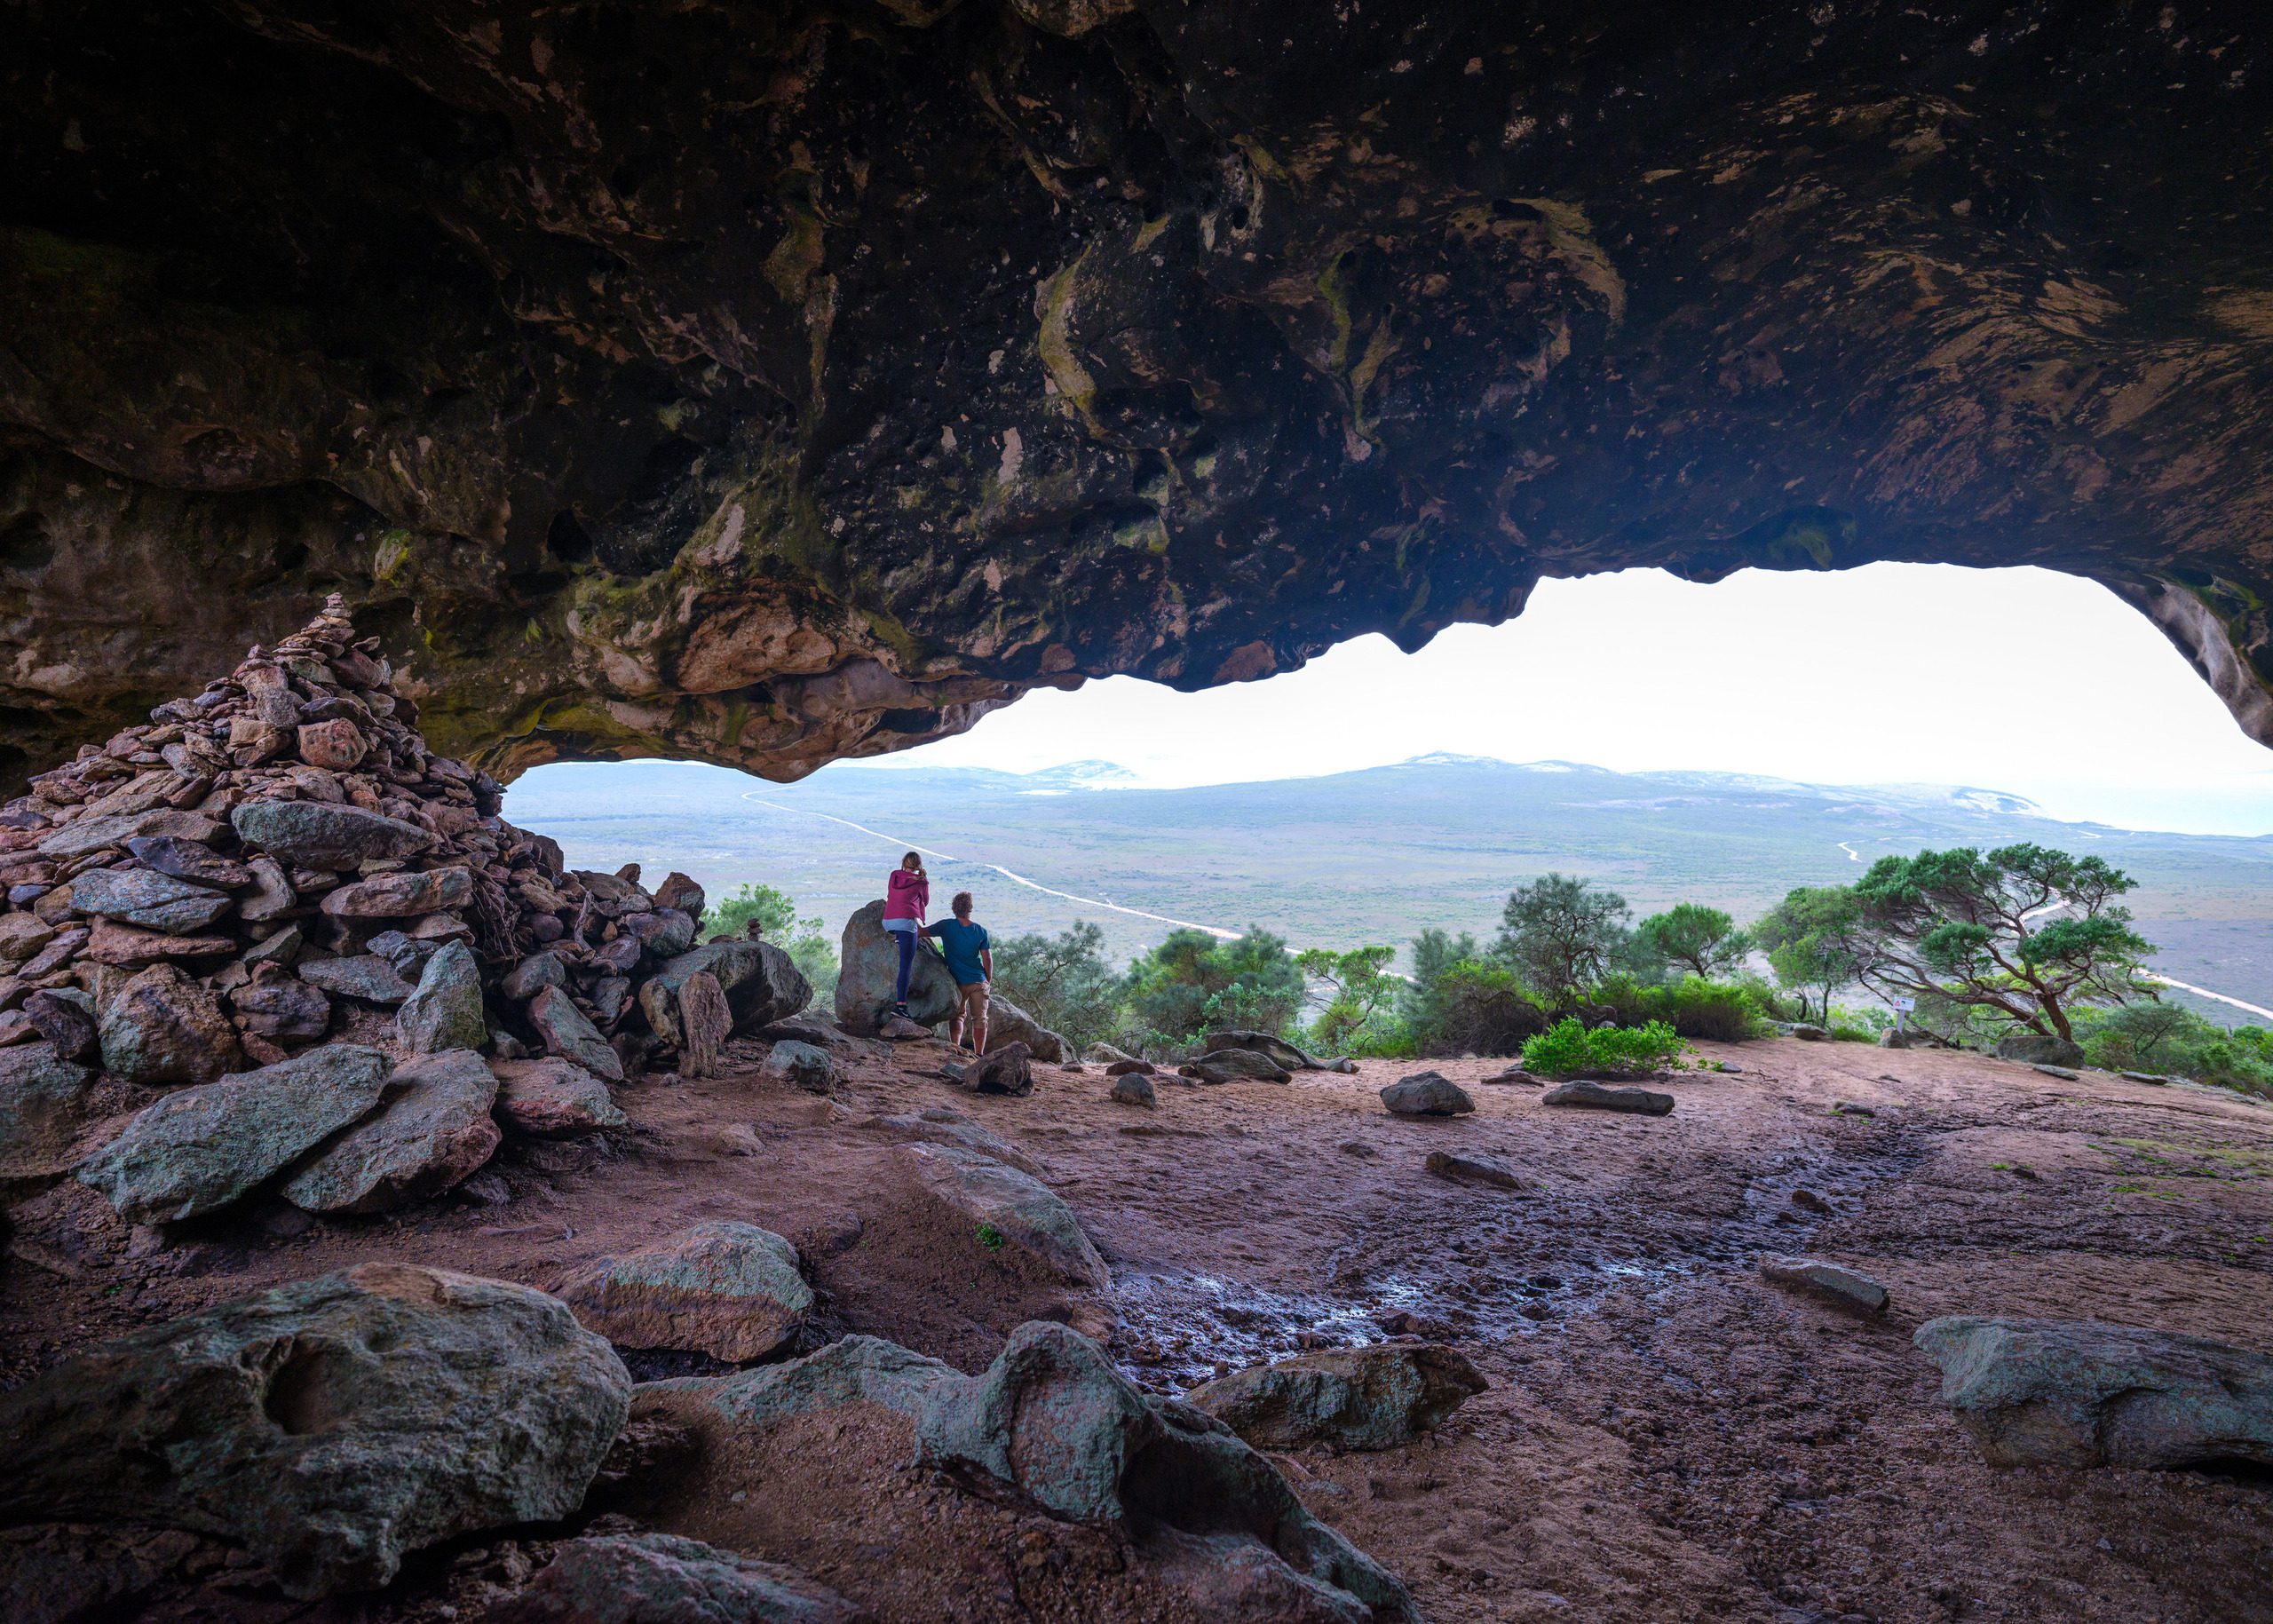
[924,891,993,1054]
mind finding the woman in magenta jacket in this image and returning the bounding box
[883,852,929,1017]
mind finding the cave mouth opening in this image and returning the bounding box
[503,561,2273,1034]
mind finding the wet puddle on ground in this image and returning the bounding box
[1109,1116,1936,1390]
[1109,1254,1704,1390]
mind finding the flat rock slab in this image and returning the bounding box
[1204,1028,1327,1070]
[280,1049,500,1215]
[230,799,434,870]
[1761,1256,1889,1315]
[0,1263,629,1598]
[1424,1150,1523,1190]
[320,865,473,918]
[1184,1343,1489,1453]
[1540,1078,1675,1115]
[1380,1072,1475,1117]
[68,867,235,934]
[298,955,416,1006]
[865,1110,1044,1176]
[896,1141,1106,1289]
[78,1043,391,1223]
[495,1532,867,1624]
[1182,1047,1293,1083]
[1913,1316,2273,1470]
[491,1058,626,1137]
[2031,1063,2081,1081]
[558,1221,812,1362]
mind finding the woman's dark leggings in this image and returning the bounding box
[892,928,916,1003]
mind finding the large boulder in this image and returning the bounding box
[896,1142,1107,1289]
[97,963,242,1086]
[985,995,1066,1063]
[833,900,954,1036]
[0,1042,99,1189]
[641,939,810,1038]
[0,1264,630,1597]
[1184,1344,1488,1452]
[279,1050,501,1215]
[229,800,434,870]
[491,1058,626,1137]
[1379,1073,1474,1117]
[558,1222,813,1362]
[637,1326,1416,1622]
[494,1533,867,1624]
[396,939,487,1055]
[528,986,626,1083]
[1913,1316,2273,1470]
[76,1044,391,1223]
[1995,1033,2087,1068]
[913,1323,1418,1622]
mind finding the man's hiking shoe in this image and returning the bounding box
[890,1001,908,1018]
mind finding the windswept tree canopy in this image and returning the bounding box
[1843,844,2156,1042]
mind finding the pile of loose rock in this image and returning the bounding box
[0,598,808,1223]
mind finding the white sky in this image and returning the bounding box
[875,565,2273,836]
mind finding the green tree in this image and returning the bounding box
[1296,944,1404,1055]
[1495,873,1630,1012]
[992,921,1126,1052]
[1126,927,1304,1045]
[1847,844,2154,1042]
[1751,886,1863,1026]
[704,882,797,941]
[1634,903,1751,978]
[702,882,836,1010]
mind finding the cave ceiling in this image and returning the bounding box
[3,1,2269,789]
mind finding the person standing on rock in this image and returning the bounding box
[883,852,929,1018]
[926,891,993,1054]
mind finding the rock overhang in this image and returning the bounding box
[1,1,2267,792]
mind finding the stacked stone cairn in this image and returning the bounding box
[0,597,807,1223]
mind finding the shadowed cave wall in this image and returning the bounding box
[3,0,2269,792]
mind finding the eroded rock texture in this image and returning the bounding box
[4,3,2269,789]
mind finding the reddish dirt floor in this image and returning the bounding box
[5,1036,2272,1622]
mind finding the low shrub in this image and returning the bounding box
[1522,1017,1687,1077]
[2077,1002,2273,1097]
[1582,973,1767,1042]
[1825,1004,1893,1043]
[1422,960,1551,1057]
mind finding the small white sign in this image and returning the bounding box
[1890,996,1917,1012]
